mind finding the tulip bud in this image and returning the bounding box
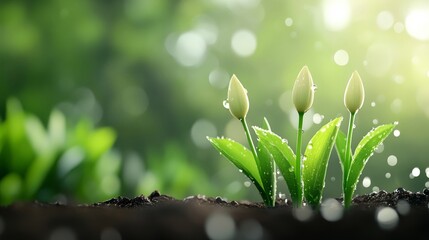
[344,71,365,114]
[227,74,249,120]
[292,66,315,114]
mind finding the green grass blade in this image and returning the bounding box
[262,117,271,131]
[257,142,276,206]
[259,117,276,206]
[346,124,395,200]
[303,117,343,206]
[207,137,264,195]
[253,127,299,203]
[335,130,348,170]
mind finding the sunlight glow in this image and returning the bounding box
[405,9,429,41]
[323,0,351,31]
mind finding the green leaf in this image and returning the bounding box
[346,124,395,200]
[257,142,276,206]
[303,117,342,206]
[258,117,276,206]
[262,117,271,131]
[335,130,348,171]
[253,127,299,203]
[86,128,116,161]
[207,137,264,195]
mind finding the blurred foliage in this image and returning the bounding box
[0,98,120,205]
[136,143,215,198]
[1,0,429,203]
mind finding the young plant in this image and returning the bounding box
[254,66,342,207]
[207,75,277,207]
[335,71,395,208]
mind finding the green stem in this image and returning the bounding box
[344,112,356,208]
[241,118,269,206]
[240,118,258,172]
[295,112,304,207]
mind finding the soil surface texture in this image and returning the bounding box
[1,187,429,240]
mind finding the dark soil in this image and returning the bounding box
[1,188,429,239]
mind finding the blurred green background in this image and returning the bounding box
[1,0,429,205]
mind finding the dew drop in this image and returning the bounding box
[393,130,400,137]
[244,181,251,187]
[385,172,391,178]
[238,169,243,173]
[331,176,336,182]
[312,84,318,92]
[223,100,230,109]
[371,101,376,107]
[312,113,324,124]
[372,119,379,125]
[394,121,399,125]
[288,167,294,172]
[362,176,371,188]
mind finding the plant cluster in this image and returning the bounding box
[208,66,395,208]
[0,98,121,205]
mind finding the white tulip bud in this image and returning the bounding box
[292,66,315,114]
[344,71,365,114]
[227,74,249,120]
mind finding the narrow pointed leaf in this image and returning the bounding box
[303,117,343,206]
[253,127,299,203]
[257,143,276,206]
[259,117,276,206]
[346,124,395,199]
[335,130,348,170]
[262,117,271,131]
[207,137,264,194]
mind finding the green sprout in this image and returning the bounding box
[335,71,396,208]
[208,75,277,207]
[254,66,342,207]
[208,67,342,207]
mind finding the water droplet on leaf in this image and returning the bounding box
[223,100,230,109]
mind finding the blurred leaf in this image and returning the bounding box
[25,155,56,197]
[4,98,34,173]
[0,173,22,205]
[48,109,66,149]
[85,127,116,161]
[25,115,50,156]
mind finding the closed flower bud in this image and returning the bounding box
[227,74,249,120]
[292,66,315,114]
[344,71,365,114]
